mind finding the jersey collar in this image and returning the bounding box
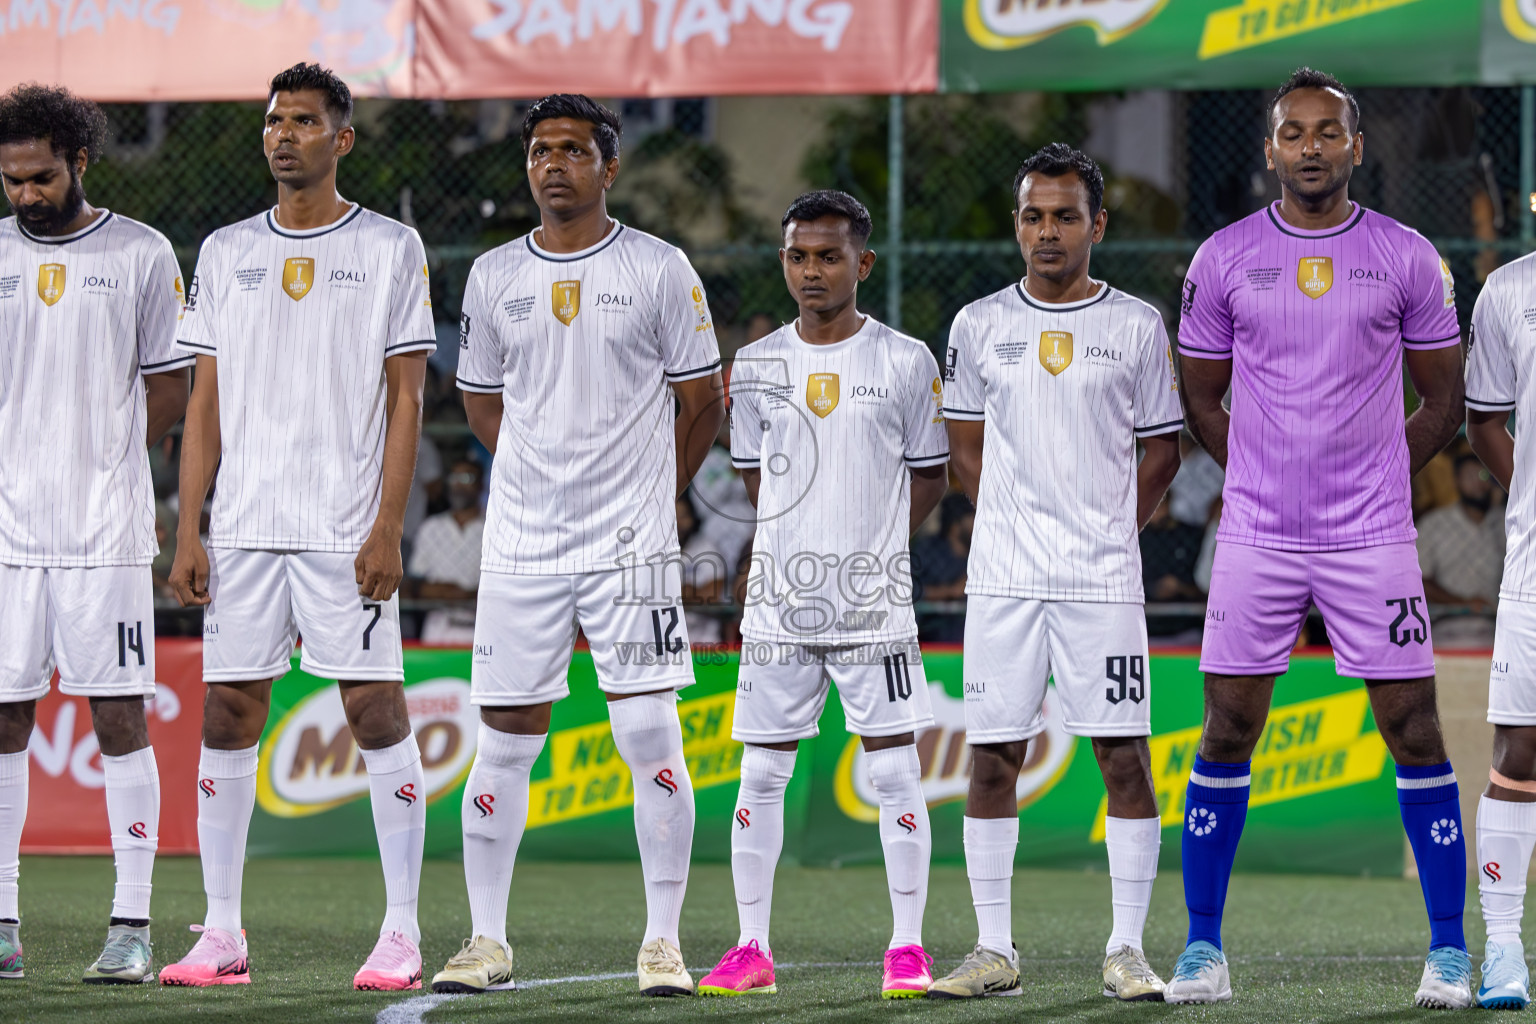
[1014,279,1111,312]
[525,220,625,262]
[1264,200,1364,239]
[15,209,115,246]
[264,203,362,239]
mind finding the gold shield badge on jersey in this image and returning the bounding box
[552,280,580,326]
[37,264,65,306]
[806,373,839,418]
[1298,256,1333,299]
[1039,331,1072,375]
[282,258,314,301]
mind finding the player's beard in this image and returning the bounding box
[1277,159,1351,204]
[10,169,86,236]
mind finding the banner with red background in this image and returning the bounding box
[0,0,937,101]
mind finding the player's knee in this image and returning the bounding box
[739,745,795,799]
[609,691,683,766]
[969,742,1024,795]
[201,686,267,748]
[88,696,149,757]
[1492,726,1536,780]
[0,701,37,754]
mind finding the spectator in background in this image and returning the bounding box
[1140,493,1205,601]
[1168,432,1224,528]
[912,492,972,642]
[408,459,485,644]
[1417,452,1505,647]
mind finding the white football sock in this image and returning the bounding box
[197,744,257,934]
[732,745,796,949]
[360,734,426,945]
[0,751,26,922]
[1104,815,1160,955]
[610,691,695,947]
[866,745,930,949]
[964,815,1017,957]
[102,746,159,921]
[462,725,544,946]
[1479,795,1536,945]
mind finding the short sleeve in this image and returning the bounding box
[384,229,436,358]
[1176,238,1234,360]
[1133,313,1185,438]
[1466,279,1516,412]
[1399,238,1461,349]
[138,235,194,375]
[455,264,504,394]
[728,358,763,469]
[941,308,985,421]
[654,249,722,382]
[902,344,949,467]
[174,237,219,357]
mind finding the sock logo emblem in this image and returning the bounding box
[1187,806,1218,836]
[199,778,216,798]
[898,813,918,834]
[128,822,147,839]
[1431,818,1459,846]
[395,783,417,806]
[474,794,495,818]
[653,769,678,796]
[736,808,751,829]
[1484,861,1503,883]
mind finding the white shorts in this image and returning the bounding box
[471,568,695,706]
[732,640,935,744]
[1489,598,1536,725]
[963,596,1151,742]
[202,548,403,683]
[0,564,156,700]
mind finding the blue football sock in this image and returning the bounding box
[1397,761,1467,951]
[1182,754,1251,950]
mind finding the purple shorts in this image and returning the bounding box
[1200,540,1436,680]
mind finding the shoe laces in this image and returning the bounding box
[95,930,149,970]
[1108,946,1158,983]
[715,941,767,972]
[640,940,685,973]
[957,944,1008,976]
[363,932,418,971]
[1483,945,1527,987]
[1172,943,1225,981]
[184,924,241,962]
[1426,946,1471,986]
[885,945,933,977]
[445,938,497,969]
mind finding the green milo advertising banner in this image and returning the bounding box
[247,649,1402,875]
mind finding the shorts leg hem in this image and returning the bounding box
[471,688,569,708]
[596,675,695,695]
[1489,711,1536,726]
[845,716,936,739]
[965,724,1049,745]
[57,680,157,699]
[202,664,292,683]
[299,660,404,683]
[1061,722,1150,738]
[731,727,820,744]
[1338,663,1437,681]
[0,683,53,703]
[1198,660,1290,678]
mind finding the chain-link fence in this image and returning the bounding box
[96,88,1532,642]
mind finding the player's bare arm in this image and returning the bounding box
[144,365,190,445]
[1136,431,1181,528]
[1468,408,1514,491]
[674,371,725,497]
[462,391,503,455]
[909,465,948,535]
[739,466,760,508]
[355,351,427,602]
[946,419,983,507]
[1404,344,1465,476]
[1176,354,1231,469]
[169,354,220,607]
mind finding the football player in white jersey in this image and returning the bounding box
[430,95,723,997]
[1465,248,1536,1008]
[694,191,948,1000]
[929,145,1182,1001]
[163,64,435,991]
[0,84,191,985]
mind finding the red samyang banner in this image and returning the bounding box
[0,0,936,101]
[22,640,205,855]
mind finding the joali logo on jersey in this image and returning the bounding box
[282,258,315,301]
[37,263,65,306]
[1298,257,1333,299]
[256,678,478,817]
[552,280,580,326]
[806,373,839,417]
[964,0,1167,50]
[835,684,1075,823]
[1039,330,1072,375]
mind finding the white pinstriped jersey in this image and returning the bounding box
[1466,250,1536,602]
[943,281,1183,603]
[0,212,192,567]
[457,222,721,575]
[176,204,435,551]
[730,317,948,644]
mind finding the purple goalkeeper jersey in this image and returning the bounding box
[1178,202,1461,551]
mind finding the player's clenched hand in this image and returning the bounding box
[355,529,404,601]
[169,537,212,607]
